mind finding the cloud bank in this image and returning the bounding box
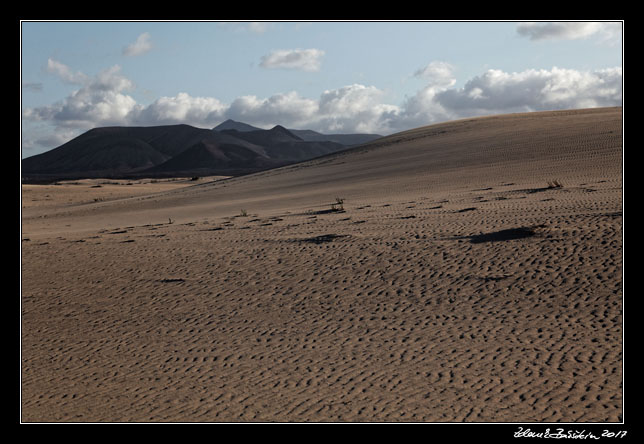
[22,60,622,151]
[435,67,622,115]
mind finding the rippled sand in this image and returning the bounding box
[21,107,623,422]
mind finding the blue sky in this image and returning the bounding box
[21,21,622,157]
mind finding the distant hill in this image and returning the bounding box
[213,119,382,147]
[22,123,356,182]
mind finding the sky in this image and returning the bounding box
[20,21,623,158]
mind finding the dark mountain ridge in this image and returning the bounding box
[22,121,379,182]
[212,119,382,146]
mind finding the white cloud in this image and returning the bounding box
[226,91,318,128]
[395,85,452,132]
[222,85,400,134]
[414,61,456,88]
[123,32,153,57]
[260,49,325,72]
[132,92,227,127]
[51,88,138,129]
[23,65,138,129]
[319,84,384,115]
[46,58,88,84]
[23,59,623,152]
[433,66,622,116]
[390,62,460,131]
[516,22,621,43]
[91,65,135,92]
[316,84,400,133]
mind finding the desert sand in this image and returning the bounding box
[21,107,623,422]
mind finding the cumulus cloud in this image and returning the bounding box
[24,64,138,129]
[23,58,623,152]
[260,49,325,72]
[226,91,318,128]
[45,89,137,129]
[414,61,456,88]
[324,66,622,134]
[319,84,384,115]
[434,66,622,116]
[218,85,400,134]
[131,92,227,127]
[91,65,135,92]
[390,61,459,131]
[395,85,452,132]
[316,84,400,133]
[516,22,621,43]
[123,32,153,57]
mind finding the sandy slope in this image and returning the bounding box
[21,177,228,210]
[21,107,623,422]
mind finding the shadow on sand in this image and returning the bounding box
[455,225,546,244]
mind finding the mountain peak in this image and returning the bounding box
[213,120,262,133]
[270,124,289,134]
[269,125,301,140]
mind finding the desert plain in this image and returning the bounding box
[21,107,623,422]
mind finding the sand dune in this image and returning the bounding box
[21,107,623,422]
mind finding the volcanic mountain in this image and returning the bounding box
[22,122,381,182]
